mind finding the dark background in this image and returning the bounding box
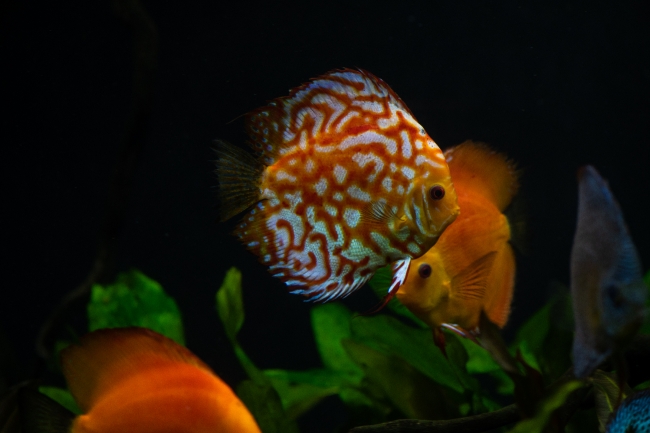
[2,0,649,431]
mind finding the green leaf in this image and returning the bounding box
[349,314,463,393]
[311,304,362,376]
[215,267,245,342]
[88,269,184,345]
[508,380,584,433]
[592,370,632,433]
[367,267,427,328]
[236,379,300,433]
[264,369,340,420]
[342,338,462,420]
[38,387,81,415]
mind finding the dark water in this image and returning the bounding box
[1,1,649,431]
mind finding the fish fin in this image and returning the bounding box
[244,68,413,167]
[61,327,213,413]
[452,251,497,301]
[360,200,398,227]
[361,259,411,314]
[485,244,516,328]
[441,323,480,343]
[433,328,447,357]
[212,139,264,222]
[19,387,75,433]
[444,141,519,211]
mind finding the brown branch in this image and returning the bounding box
[34,0,158,362]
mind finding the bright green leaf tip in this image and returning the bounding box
[216,267,245,342]
[87,269,184,345]
[38,387,81,415]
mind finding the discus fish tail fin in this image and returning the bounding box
[212,139,264,222]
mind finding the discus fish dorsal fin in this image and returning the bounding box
[244,68,413,167]
[452,251,497,301]
[445,141,518,211]
[61,327,212,413]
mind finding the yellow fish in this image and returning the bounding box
[396,141,518,351]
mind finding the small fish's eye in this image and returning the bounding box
[418,263,432,279]
[429,185,445,200]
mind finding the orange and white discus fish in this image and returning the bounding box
[214,68,459,301]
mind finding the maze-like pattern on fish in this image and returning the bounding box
[236,69,450,301]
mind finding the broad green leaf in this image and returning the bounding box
[592,370,632,433]
[349,314,462,393]
[236,379,299,433]
[509,380,584,433]
[88,269,184,345]
[311,304,362,376]
[511,301,552,372]
[264,369,340,420]
[342,338,462,420]
[216,267,244,341]
[367,266,427,328]
[458,336,514,395]
[38,387,81,415]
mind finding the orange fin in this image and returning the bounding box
[444,141,519,211]
[485,244,516,328]
[61,327,213,413]
[451,251,497,301]
[212,140,264,222]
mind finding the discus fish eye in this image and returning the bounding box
[418,263,432,279]
[429,185,445,200]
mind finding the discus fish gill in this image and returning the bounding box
[214,69,459,301]
[396,141,518,349]
[571,165,647,379]
[21,328,261,433]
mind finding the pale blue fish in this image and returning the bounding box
[570,165,647,378]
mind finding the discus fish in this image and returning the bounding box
[20,327,261,433]
[606,389,650,433]
[571,165,646,378]
[396,141,518,350]
[214,69,459,301]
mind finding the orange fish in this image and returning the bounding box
[214,69,459,301]
[396,141,518,351]
[21,327,261,433]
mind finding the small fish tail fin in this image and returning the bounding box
[485,244,516,328]
[212,139,264,222]
[444,141,519,211]
[19,387,75,433]
[61,327,213,413]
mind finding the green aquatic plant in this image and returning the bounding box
[25,265,650,433]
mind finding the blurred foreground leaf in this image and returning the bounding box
[88,269,184,345]
[508,380,584,433]
[216,267,244,341]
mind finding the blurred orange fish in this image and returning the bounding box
[214,69,459,301]
[21,327,261,433]
[396,141,518,351]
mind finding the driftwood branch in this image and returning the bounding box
[34,0,158,362]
